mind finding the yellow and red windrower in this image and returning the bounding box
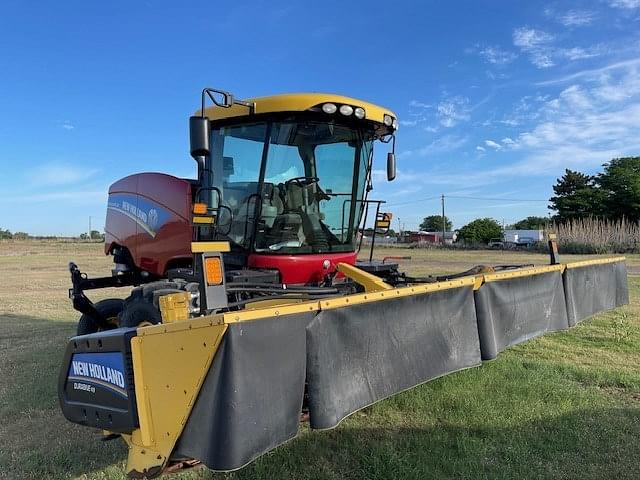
[59,252,628,477]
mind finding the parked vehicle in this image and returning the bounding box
[516,236,536,248]
[488,238,504,248]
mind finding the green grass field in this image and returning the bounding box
[1,241,639,479]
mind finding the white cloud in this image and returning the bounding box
[609,0,640,8]
[399,134,468,158]
[513,27,556,68]
[399,119,419,127]
[437,96,470,127]
[0,190,106,204]
[409,100,432,109]
[501,137,517,147]
[559,46,602,60]
[61,120,74,130]
[536,58,640,86]
[559,10,595,26]
[500,65,640,176]
[479,46,517,65]
[484,140,502,149]
[558,85,593,110]
[32,163,99,187]
[513,27,554,50]
[476,146,486,152]
[499,95,546,126]
[512,27,602,68]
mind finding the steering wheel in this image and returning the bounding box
[284,176,331,202]
[285,176,320,187]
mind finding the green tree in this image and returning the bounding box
[419,215,452,232]
[549,169,604,221]
[458,218,503,244]
[12,232,29,240]
[90,230,104,240]
[597,157,640,221]
[509,216,549,230]
[0,228,12,240]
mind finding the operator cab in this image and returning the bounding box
[190,90,397,281]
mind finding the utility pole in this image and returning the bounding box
[88,216,92,240]
[441,194,446,245]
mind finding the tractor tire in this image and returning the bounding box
[119,295,163,329]
[76,298,124,336]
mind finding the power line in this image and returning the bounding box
[385,195,439,207]
[447,195,549,203]
[385,194,548,207]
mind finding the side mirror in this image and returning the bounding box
[189,116,210,158]
[387,152,396,181]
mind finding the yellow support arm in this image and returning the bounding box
[336,262,393,292]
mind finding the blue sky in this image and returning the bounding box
[1,0,639,235]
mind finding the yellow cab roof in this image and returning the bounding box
[199,92,397,127]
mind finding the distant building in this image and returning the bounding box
[399,231,457,244]
[503,229,544,244]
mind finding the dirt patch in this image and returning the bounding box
[601,386,640,404]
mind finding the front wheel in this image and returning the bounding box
[76,298,124,336]
[119,290,163,329]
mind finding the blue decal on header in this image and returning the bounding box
[107,194,171,237]
[67,352,128,398]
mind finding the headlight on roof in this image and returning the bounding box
[354,107,365,119]
[322,103,337,114]
[383,114,393,127]
[339,105,354,116]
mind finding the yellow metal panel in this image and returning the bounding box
[565,257,626,269]
[336,262,393,292]
[223,301,320,323]
[136,314,224,336]
[199,93,396,126]
[126,323,227,476]
[482,264,565,283]
[244,297,305,310]
[192,216,215,224]
[191,241,231,253]
[320,277,476,311]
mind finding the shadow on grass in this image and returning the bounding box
[0,314,127,480]
[209,406,640,480]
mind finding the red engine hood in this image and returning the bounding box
[247,252,357,285]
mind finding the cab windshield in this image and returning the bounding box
[209,120,374,254]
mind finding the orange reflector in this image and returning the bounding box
[204,257,223,285]
[193,203,207,215]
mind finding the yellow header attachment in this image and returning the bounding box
[198,92,397,129]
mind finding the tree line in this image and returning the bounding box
[549,157,640,222]
[0,228,104,240]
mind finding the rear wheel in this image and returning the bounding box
[76,298,124,336]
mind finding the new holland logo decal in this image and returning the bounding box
[67,352,128,398]
[107,194,170,237]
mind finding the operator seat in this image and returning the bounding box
[281,181,329,250]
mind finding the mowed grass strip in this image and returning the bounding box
[0,241,638,480]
